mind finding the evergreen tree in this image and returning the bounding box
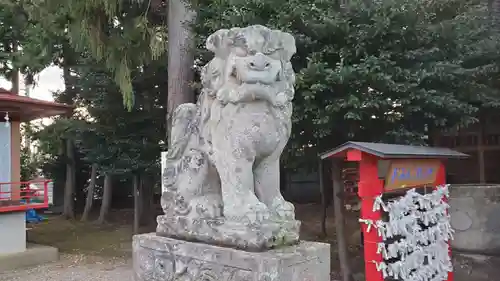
[193,0,500,170]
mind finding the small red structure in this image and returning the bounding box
[0,87,72,255]
[320,141,468,281]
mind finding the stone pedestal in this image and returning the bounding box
[133,233,330,281]
[0,212,26,254]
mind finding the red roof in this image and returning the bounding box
[0,88,73,121]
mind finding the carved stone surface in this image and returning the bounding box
[157,25,300,250]
[133,233,330,281]
[450,184,500,254]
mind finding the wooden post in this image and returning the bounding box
[358,154,384,281]
[435,162,454,281]
[332,158,353,281]
[10,60,20,201]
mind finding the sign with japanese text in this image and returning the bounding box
[384,159,440,190]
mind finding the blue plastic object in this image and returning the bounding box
[26,208,45,223]
[19,199,46,223]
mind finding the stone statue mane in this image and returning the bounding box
[199,25,297,150]
[157,25,300,251]
[202,26,296,106]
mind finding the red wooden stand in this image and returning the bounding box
[320,142,467,281]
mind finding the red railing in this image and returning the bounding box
[0,180,51,213]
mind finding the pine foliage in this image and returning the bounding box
[27,0,167,109]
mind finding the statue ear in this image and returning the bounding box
[280,33,296,61]
[206,29,230,54]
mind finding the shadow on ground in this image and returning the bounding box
[27,205,500,281]
[453,253,500,281]
[26,210,152,258]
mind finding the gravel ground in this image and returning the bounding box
[0,254,133,281]
[453,253,500,281]
[2,252,499,281]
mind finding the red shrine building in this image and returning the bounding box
[0,87,71,267]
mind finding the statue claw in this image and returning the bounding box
[226,201,271,224]
[272,198,295,221]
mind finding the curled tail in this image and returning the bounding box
[167,103,199,160]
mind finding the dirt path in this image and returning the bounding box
[453,253,500,281]
[0,254,132,281]
[14,208,500,281]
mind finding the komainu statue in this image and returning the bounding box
[157,25,300,250]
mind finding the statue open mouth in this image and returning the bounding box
[229,67,280,86]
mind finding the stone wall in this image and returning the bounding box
[450,184,500,255]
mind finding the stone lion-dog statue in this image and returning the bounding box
[157,25,300,250]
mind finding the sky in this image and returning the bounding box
[0,66,64,101]
[0,66,65,125]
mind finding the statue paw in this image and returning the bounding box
[245,202,271,223]
[272,198,295,220]
[225,201,271,224]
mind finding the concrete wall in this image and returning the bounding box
[0,123,11,200]
[450,184,500,255]
[0,212,26,254]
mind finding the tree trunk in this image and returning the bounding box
[97,173,113,224]
[81,163,98,221]
[24,87,33,156]
[141,176,155,226]
[166,0,196,142]
[320,159,333,237]
[320,159,327,237]
[61,46,77,219]
[62,139,75,219]
[137,175,155,228]
[11,40,19,95]
[492,0,500,27]
[133,173,141,234]
[332,159,354,281]
[11,70,19,95]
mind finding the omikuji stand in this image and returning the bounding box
[320,141,468,281]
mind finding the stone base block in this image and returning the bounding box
[0,212,26,254]
[0,244,59,271]
[133,233,330,281]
